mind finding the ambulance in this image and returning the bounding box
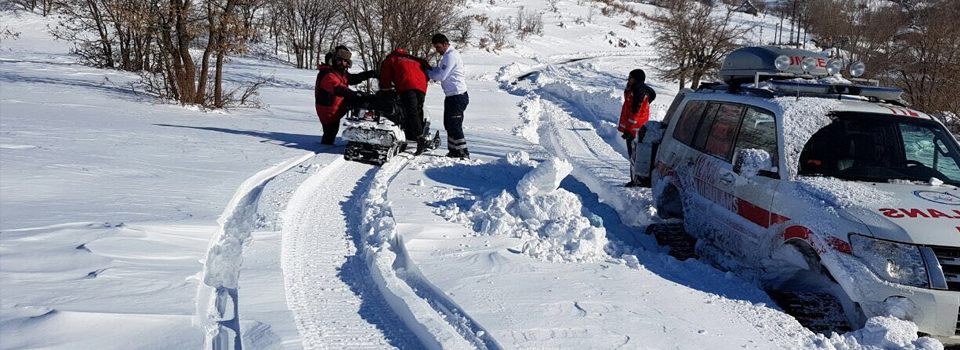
[632,46,960,343]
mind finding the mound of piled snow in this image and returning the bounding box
[814,316,944,350]
[438,155,610,262]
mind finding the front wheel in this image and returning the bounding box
[764,243,864,334]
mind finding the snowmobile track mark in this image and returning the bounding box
[281,158,418,349]
[196,152,316,350]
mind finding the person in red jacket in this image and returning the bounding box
[315,47,377,145]
[379,48,432,154]
[618,69,657,187]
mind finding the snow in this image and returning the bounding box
[795,176,894,208]
[815,317,945,350]
[738,148,774,179]
[0,2,949,349]
[437,156,611,262]
[774,97,843,178]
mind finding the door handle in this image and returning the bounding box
[719,172,736,185]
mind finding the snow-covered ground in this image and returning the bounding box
[0,1,946,349]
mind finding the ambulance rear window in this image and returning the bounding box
[703,104,745,160]
[673,100,707,146]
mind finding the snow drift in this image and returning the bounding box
[438,154,611,263]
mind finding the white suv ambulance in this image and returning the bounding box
[633,46,960,343]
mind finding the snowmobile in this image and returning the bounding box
[342,94,440,165]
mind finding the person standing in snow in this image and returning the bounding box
[315,47,378,145]
[380,48,432,155]
[619,69,656,187]
[428,34,470,159]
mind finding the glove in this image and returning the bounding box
[621,132,633,140]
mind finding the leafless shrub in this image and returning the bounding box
[473,14,489,26]
[624,19,638,29]
[453,15,473,47]
[485,18,512,50]
[513,6,544,40]
[590,0,641,16]
[548,0,560,12]
[0,26,22,46]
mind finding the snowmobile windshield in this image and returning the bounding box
[798,112,960,186]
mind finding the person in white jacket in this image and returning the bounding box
[428,33,470,159]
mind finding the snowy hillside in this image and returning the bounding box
[0,1,947,350]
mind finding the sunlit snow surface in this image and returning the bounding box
[0,1,946,349]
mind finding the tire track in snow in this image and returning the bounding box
[281,158,418,349]
[195,152,317,350]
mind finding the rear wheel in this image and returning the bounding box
[655,185,684,219]
[646,222,698,261]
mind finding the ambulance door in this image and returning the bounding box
[686,102,748,250]
[729,106,782,245]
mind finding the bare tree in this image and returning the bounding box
[4,0,56,16]
[803,0,959,115]
[269,0,341,69]
[340,0,464,69]
[644,0,754,89]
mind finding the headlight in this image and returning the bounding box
[849,234,928,288]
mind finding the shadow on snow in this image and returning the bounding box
[422,160,774,306]
[153,124,342,153]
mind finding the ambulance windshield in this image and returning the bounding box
[798,112,960,185]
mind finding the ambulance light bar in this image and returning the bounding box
[767,81,903,101]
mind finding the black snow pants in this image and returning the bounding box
[443,92,469,153]
[321,121,339,145]
[399,90,426,141]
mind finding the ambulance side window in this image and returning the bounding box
[734,107,779,171]
[702,103,745,160]
[672,100,707,146]
[692,103,721,151]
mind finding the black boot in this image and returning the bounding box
[445,148,469,159]
[415,137,428,156]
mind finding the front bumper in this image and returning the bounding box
[854,270,960,344]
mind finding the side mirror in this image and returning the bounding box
[733,149,777,178]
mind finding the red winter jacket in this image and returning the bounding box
[315,64,350,124]
[618,89,651,137]
[379,49,430,93]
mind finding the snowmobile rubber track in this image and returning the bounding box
[646,222,698,261]
[767,290,852,334]
[345,141,398,166]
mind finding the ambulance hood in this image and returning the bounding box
[849,182,960,247]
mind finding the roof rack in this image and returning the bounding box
[707,46,907,105]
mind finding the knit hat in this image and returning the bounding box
[629,69,646,83]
